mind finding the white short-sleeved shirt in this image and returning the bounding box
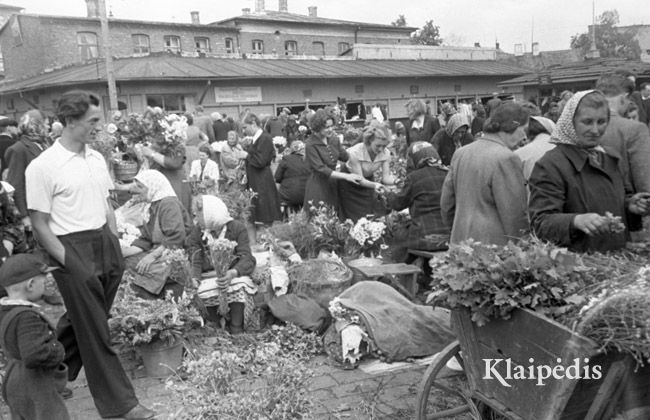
[26,140,114,235]
[345,142,391,178]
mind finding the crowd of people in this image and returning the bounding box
[0,66,649,418]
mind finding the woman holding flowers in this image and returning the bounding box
[139,110,192,212]
[187,195,256,334]
[338,121,395,222]
[528,90,650,252]
[121,170,192,298]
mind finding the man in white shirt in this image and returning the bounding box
[26,90,153,420]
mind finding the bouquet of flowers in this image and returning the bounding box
[308,201,354,257]
[161,248,191,286]
[115,211,141,248]
[272,136,287,154]
[207,237,238,317]
[348,217,386,258]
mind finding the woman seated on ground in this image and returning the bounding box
[441,103,529,246]
[274,140,310,213]
[431,113,474,166]
[385,142,450,263]
[219,130,248,192]
[189,144,220,184]
[121,170,192,299]
[338,121,395,222]
[528,90,650,253]
[187,195,256,334]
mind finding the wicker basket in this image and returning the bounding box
[114,160,139,182]
[346,257,383,284]
[287,259,353,308]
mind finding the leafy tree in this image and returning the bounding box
[411,20,442,46]
[391,14,407,27]
[570,10,640,59]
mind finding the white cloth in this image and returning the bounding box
[515,133,556,180]
[134,169,176,202]
[201,195,232,232]
[252,129,263,144]
[371,106,384,123]
[189,159,220,181]
[26,141,113,235]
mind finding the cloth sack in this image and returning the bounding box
[267,294,330,333]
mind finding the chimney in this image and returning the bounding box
[279,0,288,13]
[85,0,99,18]
[255,0,265,13]
[308,6,317,17]
[242,8,250,15]
[190,11,200,24]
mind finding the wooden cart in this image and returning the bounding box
[416,308,650,420]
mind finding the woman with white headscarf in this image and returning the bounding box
[529,90,650,252]
[515,116,556,180]
[430,113,474,166]
[122,170,192,298]
[187,195,256,334]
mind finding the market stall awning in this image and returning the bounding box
[0,54,528,94]
[499,58,650,88]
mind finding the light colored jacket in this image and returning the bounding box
[441,137,528,245]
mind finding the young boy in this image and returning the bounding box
[0,253,70,420]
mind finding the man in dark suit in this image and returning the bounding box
[597,74,650,231]
[212,111,230,141]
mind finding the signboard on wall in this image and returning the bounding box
[214,86,262,103]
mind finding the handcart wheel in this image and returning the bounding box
[416,340,473,420]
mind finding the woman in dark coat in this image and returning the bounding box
[303,109,362,212]
[431,113,474,166]
[274,140,310,212]
[528,90,650,253]
[405,99,440,147]
[242,113,282,225]
[385,142,450,262]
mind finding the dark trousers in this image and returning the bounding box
[54,225,138,418]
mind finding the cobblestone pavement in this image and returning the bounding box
[23,354,426,420]
[1,298,430,420]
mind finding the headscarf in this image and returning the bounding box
[550,90,598,147]
[409,141,444,169]
[18,110,48,145]
[530,116,556,136]
[133,170,177,223]
[444,113,470,137]
[289,140,305,155]
[441,102,457,118]
[550,89,608,167]
[201,195,232,235]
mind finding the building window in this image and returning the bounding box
[164,35,182,54]
[252,40,264,55]
[146,94,186,113]
[338,42,350,54]
[225,38,234,54]
[312,41,325,56]
[194,37,210,54]
[285,40,298,56]
[132,34,150,55]
[77,32,99,61]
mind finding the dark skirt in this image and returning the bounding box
[338,169,387,222]
[303,173,340,212]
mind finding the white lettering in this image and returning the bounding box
[483,359,511,387]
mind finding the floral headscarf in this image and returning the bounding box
[550,90,599,147]
[18,110,48,145]
[201,195,233,234]
[445,113,470,137]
